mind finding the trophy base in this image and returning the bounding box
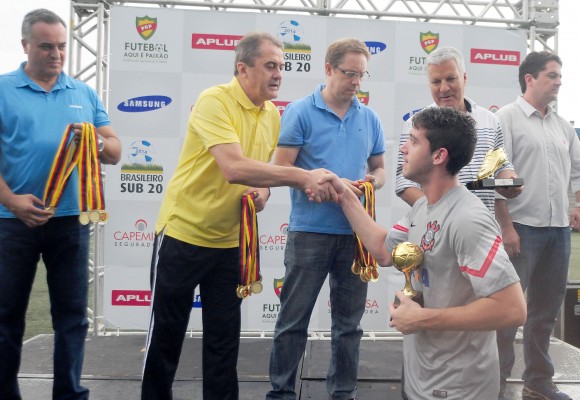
[466,177,524,190]
[393,291,424,307]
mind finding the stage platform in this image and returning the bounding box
[19,332,580,399]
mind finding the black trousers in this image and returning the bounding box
[141,233,242,400]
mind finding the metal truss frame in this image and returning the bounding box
[69,0,559,334]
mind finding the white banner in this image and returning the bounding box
[104,5,527,331]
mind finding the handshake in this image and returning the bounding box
[304,168,376,203]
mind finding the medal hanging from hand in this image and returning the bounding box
[43,124,81,214]
[352,181,379,283]
[78,123,108,224]
[237,192,263,299]
[43,123,108,224]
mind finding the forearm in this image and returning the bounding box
[494,199,513,231]
[0,175,16,208]
[98,135,122,165]
[96,125,122,165]
[224,157,310,190]
[415,283,526,331]
[368,166,386,190]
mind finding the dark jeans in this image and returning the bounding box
[497,223,570,387]
[0,217,90,400]
[266,232,367,400]
[141,234,242,400]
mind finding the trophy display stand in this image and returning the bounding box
[466,148,524,190]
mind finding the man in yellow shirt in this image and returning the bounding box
[141,32,335,400]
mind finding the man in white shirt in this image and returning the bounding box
[495,51,580,400]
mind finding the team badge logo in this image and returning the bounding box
[135,16,157,41]
[273,278,284,298]
[421,220,440,252]
[420,31,439,54]
[356,91,369,106]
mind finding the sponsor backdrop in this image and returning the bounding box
[104,6,526,331]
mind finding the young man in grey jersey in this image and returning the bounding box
[314,107,526,400]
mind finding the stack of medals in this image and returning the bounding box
[236,192,263,299]
[43,123,108,224]
[351,181,379,282]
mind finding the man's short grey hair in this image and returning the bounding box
[22,9,66,41]
[426,46,466,77]
[22,8,66,41]
[233,32,283,76]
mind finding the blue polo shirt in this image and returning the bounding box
[279,84,385,234]
[0,62,111,218]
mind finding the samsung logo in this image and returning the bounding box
[117,95,172,112]
[365,41,387,55]
[403,108,424,121]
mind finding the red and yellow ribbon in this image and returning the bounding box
[43,123,108,224]
[43,124,81,212]
[236,192,263,299]
[352,181,379,282]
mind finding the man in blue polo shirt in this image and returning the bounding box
[266,38,385,400]
[0,9,121,400]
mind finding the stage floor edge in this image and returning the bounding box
[18,332,580,400]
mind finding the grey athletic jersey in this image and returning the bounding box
[387,186,520,400]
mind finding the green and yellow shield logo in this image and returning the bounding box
[420,31,439,54]
[136,16,157,41]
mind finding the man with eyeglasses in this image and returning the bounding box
[265,38,386,400]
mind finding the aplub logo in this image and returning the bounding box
[365,41,387,55]
[117,96,172,112]
[135,16,157,41]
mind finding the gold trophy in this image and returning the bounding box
[392,242,424,307]
[466,148,524,190]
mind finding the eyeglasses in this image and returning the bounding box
[336,67,370,81]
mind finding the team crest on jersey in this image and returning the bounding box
[135,16,157,41]
[421,220,440,252]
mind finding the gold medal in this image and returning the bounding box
[236,285,249,299]
[250,280,263,294]
[369,266,379,282]
[359,267,371,282]
[99,210,109,223]
[79,212,90,225]
[89,209,101,223]
[351,261,361,275]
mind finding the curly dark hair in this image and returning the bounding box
[412,107,477,175]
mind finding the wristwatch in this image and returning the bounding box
[97,135,105,153]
